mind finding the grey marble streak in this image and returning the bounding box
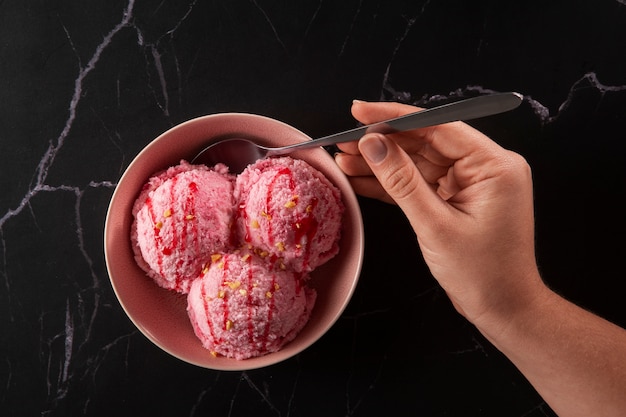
[1,0,625,416]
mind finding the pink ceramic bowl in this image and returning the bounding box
[104,113,364,370]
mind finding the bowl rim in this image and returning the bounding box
[104,112,364,370]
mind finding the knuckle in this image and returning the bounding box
[383,163,420,202]
[501,151,532,182]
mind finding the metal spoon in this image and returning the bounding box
[192,92,523,173]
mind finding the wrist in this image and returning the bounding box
[469,267,553,344]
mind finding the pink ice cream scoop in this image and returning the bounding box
[131,161,235,294]
[187,251,316,360]
[235,157,344,273]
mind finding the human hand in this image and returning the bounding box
[335,100,546,329]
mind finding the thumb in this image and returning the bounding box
[358,133,447,229]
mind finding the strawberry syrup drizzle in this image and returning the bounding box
[244,256,254,345]
[200,278,218,344]
[292,197,319,271]
[220,256,231,332]
[262,272,277,350]
[265,167,295,246]
[173,181,198,290]
[239,254,277,353]
[145,197,165,278]
[162,176,178,257]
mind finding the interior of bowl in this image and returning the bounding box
[104,113,364,370]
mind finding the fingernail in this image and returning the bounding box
[352,99,365,104]
[359,134,387,164]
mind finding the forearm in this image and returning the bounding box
[477,281,626,417]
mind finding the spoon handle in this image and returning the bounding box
[272,92,523,154]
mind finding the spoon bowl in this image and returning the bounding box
[192,92,523,172]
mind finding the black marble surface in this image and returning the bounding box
[2,1,626,416]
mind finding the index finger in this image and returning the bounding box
[336,100,423,155]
